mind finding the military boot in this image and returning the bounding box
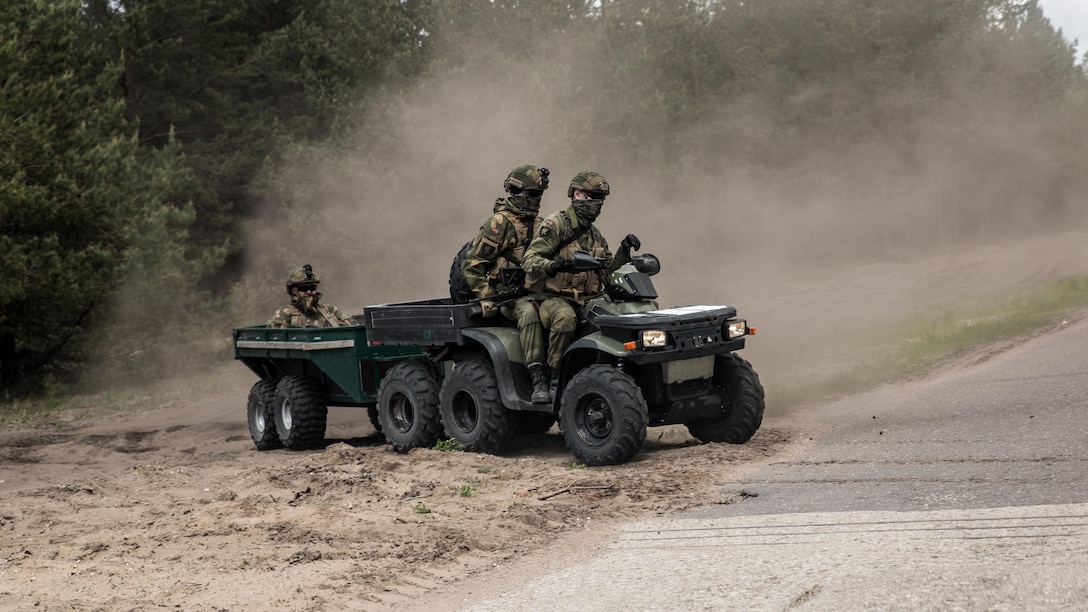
[528,363,551,404]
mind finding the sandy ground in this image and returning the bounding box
[1,232,1087,611]
[0,384,795,611]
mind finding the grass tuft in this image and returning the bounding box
[434,438,465,452]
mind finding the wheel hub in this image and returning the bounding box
[581,397,613,439]
[279,399,293,430]
[451,391,479,433]
[391,394,415,433]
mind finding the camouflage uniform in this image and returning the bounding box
[267,300,356,328]
[522,172,633,372]
[462,196,546,360]
[463,164,553,403]
[267,264,358,328]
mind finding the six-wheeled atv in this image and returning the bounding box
[361,250,765,465]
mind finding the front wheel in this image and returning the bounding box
[439,358,515,454]
[686,353,765,444]
[274,375,328,450]
[377,360,443,453]
[247,378,281,450]
[559,365,648,466]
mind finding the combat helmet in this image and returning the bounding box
[567,171,610,198]
[504,164,550,194]
[286,264,320,294]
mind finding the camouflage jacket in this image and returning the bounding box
[266,300,357,328]
[461,197,541,299]
[522,206,630,304]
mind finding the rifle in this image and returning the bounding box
[466,267,527,316]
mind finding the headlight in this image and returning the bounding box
[641,330,667,347]
[726,320,748,339]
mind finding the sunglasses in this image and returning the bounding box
[296,284,318,293]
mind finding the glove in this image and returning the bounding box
[480,300,499,318]
[547,259,575,277]
[621,233,640,252]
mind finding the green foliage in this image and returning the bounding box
[0,0,217,395]
[457,484,472,497]
[434,438,465,452]
[79,0,428,269]
[413,502,431,514]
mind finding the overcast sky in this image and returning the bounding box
[1038,0,1088,57]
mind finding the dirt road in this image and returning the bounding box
[0,375,794,610]
[2,232,1086,610]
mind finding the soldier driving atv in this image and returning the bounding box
[522,170,641,401]
[267,264,357,328]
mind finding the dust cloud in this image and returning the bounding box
[241,16,1088,413]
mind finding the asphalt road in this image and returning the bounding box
[460,318,1088,611]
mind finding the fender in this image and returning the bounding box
[553,332,628,406]
[566,331,627,358]
[461,328,546,413]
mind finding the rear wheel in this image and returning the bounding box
[439,359,515,454]
[247,378,281,450]
[686,353,765,444]
[274,375,328,450]
[559,365,647,466]
[377,360,443,453]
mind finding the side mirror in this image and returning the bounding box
[632,253,660,276]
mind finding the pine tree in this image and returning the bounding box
[0,0,209,394]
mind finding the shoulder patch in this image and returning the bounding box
[540,226,552,238]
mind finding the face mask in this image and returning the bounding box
[508,194,541,214]
[573,199,604,222]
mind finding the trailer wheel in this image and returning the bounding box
[439,359,515,454]
[559,365,648,466]
[686,353,765,444]
[247,378,281,450]
[377,360,442,453]
[274,374,328,450]
[367,406,382,435]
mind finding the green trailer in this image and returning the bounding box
[233,323,428,450]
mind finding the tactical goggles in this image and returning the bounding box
[296,284,318,293]
[574,190,606,201]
